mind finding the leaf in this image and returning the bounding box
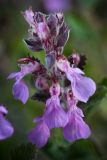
[11,143,37,160]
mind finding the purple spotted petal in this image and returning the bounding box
[44,97,68,129]
[12,81,29,104]
[0,115,14,140]
[28,121,50,148]
[67,69,96,102]
[63,112,91,142]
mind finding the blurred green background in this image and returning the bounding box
[0,0,107,159]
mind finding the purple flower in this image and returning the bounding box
[23,10,50,42]
[12,81,29,104]
[23,9,70,54]
[8,61,40,104]
[8,62,40,81]
[28,117,50,148]
[57,58,96,102]
[66,68,96,103]
[0,106,14,140]
[7,10,96,147]
[44,83,68,129]
[43,0,71,12]
[63,106,91,142]
[37,22,50,41]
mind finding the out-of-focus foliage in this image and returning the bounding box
[11,143,36,160]
[0,0,107,160]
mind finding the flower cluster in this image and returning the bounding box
[8,8,96,148]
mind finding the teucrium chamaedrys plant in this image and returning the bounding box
[8,8,96,148]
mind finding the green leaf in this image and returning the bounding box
[11,143,37,160]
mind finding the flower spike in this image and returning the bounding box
[8,9,96,148]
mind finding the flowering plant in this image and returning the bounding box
[8,8,96,148]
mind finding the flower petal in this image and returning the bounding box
[72,75,96,102]
[23,8,34,26]
[0,115,14,140]
[72,68,84,75]
[0,106,8,115]
[7,72,22,81]
[63,115,91,142]
[67,70,96,102]
[28,121,50,148]
[12,81,29,104]
[44,104,68,128]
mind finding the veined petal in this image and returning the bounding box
[0,115,14,140]
[72,75,96,102]
[44,96,68,129]
[45,106,68,129]
[63,113,91,142]
[12,81,29,104]
[28,121,50,148]
[67,70,96,102]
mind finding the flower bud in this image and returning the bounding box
[37,22,50,41]
[23,8,34,26]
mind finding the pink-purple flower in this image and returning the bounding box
[63,94,91,142]
[28,117,50,148]
[8,9,96,148]
[8,59,41,104]
[56,56,96,103]
[44,83,68,129]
